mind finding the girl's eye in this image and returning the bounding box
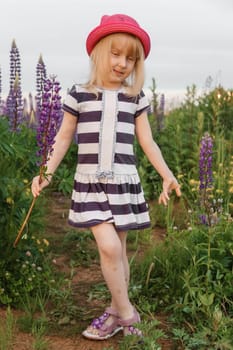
[111,51,119,56]
[127,56,135,62]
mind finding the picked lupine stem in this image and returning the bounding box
[13,76,62,247]
[13,172,44,248]
[13,197,37,247]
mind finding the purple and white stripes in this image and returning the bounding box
[63,85,151,231]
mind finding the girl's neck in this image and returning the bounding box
[97,84,123,91]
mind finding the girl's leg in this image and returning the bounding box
[91,223,134,319]
[110,230,129,310]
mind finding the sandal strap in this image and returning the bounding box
[118,308,140,327]
[91,308,118,329]
[105,307,119,317]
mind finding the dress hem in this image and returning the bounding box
[68,219,151,231]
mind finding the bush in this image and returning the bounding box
[0,117,54,305]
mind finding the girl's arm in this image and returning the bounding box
[31,111,77,197]
[135,111,181,205]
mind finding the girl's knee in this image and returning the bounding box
[99,239,122,261]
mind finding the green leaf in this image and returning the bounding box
[198,292,215,306]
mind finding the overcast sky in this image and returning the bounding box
[0,0,233,99]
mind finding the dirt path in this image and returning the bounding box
[1,192,175,350]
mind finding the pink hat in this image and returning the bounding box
[86,14,151,58]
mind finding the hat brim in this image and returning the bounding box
[86,23,151,58]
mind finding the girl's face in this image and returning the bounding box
[102,34,138,89]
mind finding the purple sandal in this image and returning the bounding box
[82,307,123,340]
[118,308,143,337]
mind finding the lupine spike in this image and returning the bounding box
[199,132,215,226]
[36,54,47,122]
[157,93,165,131]
[14,75,63,247]
[6,40,23,131]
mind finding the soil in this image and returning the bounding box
[0,192,177,350]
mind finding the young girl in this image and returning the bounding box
[32,14,181,340]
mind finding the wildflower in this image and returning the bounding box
[36,239,41,245]
[199,132,213,191]
[36,76,63,169]
[25,188,31,196]
[14,76,63,247]
[25,251,32,257]
[6,197,14,205]
[28,277,32,282]
[189,179,198,186]
[35,54,47,121]
[43,238,49,246]
[198,133,223,226]
[37,266,42,271]
[157,93,165,131]
[5,40,23,131]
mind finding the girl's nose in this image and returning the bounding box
[118,56,127,67]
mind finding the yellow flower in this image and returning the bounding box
[6,197,14,205]
[189,179,198,186]
[43,238,49,246]
[216,189,223,194]
[25,188,31,196]
[229,187,233,194]
[23,179,29,184]
[36,239,41,245]
[177,174,184,179]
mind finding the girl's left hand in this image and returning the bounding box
[158,177,181,206]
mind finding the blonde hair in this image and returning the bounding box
[84,33,145,97]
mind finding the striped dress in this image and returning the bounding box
[63,84,151,231]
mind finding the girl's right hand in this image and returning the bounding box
[31,175,51,198]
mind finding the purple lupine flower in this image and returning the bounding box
[157,93,165,131]
[35,54,47,122]
[6,40,23,131]
[199,132,215,226]
[9,40,21,90]
[14,75,63,247]
[199,133,213,190]
[36,75,62,171]
[6,74,23,131]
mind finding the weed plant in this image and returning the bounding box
[0,307,15,350]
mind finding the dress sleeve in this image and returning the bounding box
[135,89,151,117]
[62,84,80,117]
